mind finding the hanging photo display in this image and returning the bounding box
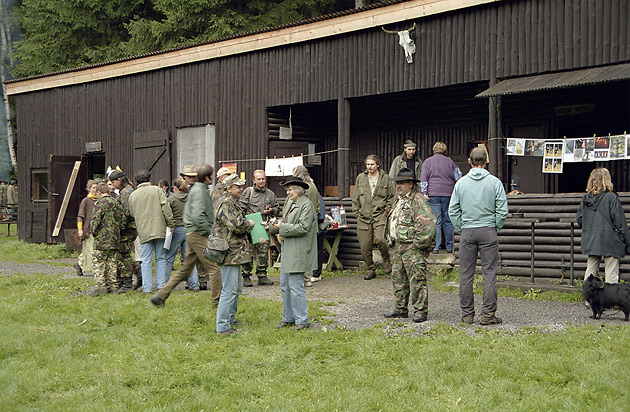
[542,142,564,174]
[508,135,630,168]
[506,138,525,156]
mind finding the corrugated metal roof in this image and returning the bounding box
[476,63,630,98]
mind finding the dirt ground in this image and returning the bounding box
[4,258,625,334]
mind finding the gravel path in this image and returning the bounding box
[2,259,628,333]
[242,274,630,334]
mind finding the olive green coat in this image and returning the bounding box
[271,195,318,274]
[352,169,396,224]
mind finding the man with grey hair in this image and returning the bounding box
[212,167,232,203]
[448,147,508,325]
[389,140,423,181]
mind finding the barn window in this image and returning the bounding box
[32,169,48,201]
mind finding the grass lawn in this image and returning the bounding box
[0,237,628,410]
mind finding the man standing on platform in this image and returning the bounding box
[389,140,422,181]
[151,164,223,307]
[448,147,508,325]
[384,168,436,323]
[352,154,396,280]
[239,170,277,286]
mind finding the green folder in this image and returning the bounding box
[246,212,269,244]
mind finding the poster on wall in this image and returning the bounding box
[542,142,564,173]
[506,138,525,156]
[609,135,626,160]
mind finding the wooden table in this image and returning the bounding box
[323,226,346,271]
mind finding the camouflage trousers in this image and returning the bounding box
[241,241,270,278]
[92,249,123,292]
[391,243,429,315]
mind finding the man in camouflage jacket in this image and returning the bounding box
[89,182,129,296]
[384,168,436,323]
[215,174,255,334]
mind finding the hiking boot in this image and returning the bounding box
[243,276,253,287]
[364,270,376,280]
[150,293,165,308]
[276,321,294,328]
[310,276,321,283]
[295,323,310,331]
[461,315,474,324]
[257,276,274,286]
[86,287,108,297]
[383,310,408,319]
[413,312,427,323]
[304,280,312,287]
[479,315,503,325]
[217,328,237,335]
[73,262,83,276]
[116,277,133,294]
[383,262,392,275]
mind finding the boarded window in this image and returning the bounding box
[177,124,215,172]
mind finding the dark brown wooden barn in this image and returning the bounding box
[5,0,630,279]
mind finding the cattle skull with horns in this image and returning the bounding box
[382,23,417,64]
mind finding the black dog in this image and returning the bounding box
[583,274,630,321]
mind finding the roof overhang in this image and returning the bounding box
[476,63,630,98]
[6,0,501,96]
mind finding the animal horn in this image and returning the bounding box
[381,26,398,35]
[408,22,417,33]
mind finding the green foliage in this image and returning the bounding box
[1,273,630,410]
[11,0,357,78]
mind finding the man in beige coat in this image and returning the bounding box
[128,169,175,293]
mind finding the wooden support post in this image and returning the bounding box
[338,98,351,199]
[52,160,81,237]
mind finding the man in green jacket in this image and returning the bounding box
[352,154,396,280]
[448,147,508,325]
[151,164,223,307]
[389,140,422,181]
[128,169,175,293]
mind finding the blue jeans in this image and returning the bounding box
[280,272,309,325]
[164,227,198,290]
[140,238,167,293]
[428,196,453,251]
[216,265,243,333]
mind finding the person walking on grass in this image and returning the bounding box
[151,165,223,308]
[383,168,436,323]
[352,154,395,280]
[88,183,129,296]
[267,176,317,331]
[448,147,508,325]
[215,174,256,335]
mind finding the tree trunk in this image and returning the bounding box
[0,0,17,171]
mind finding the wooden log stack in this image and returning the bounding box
[327,193,630,282]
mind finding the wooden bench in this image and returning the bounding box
[0,212,17,236]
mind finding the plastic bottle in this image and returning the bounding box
[332,206,339,225]
[339,205,347,227]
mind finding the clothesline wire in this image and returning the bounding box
[219,148,342,164]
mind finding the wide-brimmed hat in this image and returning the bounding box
[223,174,246,187]
[179,165,197,177]
[280,176,310,190]
[391,167,420,183]
[216,167,231,178]
[109,170,125,180]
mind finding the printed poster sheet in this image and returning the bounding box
[264,156,304,177]
[542,142,563,174]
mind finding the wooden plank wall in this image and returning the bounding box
[15,0,630,240]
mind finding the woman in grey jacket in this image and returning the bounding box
[268,176,318,330]
[577,168,630,283]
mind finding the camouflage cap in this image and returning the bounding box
[223,174,246,187]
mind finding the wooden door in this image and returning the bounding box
[133,130,171,184]
[48,155,86,243]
